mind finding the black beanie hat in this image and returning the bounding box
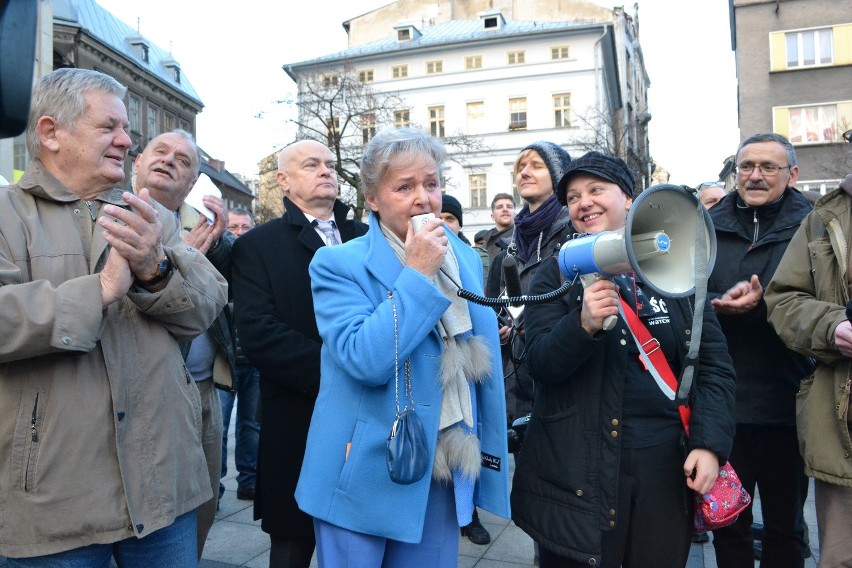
[441,194,463,227]
[520,141,572,194]
[557,151,635,205]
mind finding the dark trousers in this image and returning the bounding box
[269,536,315,568]
[712,424,808,568]
[540,438,692,568]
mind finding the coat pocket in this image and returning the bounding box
[10,389,47,494]
[523,404,591,502]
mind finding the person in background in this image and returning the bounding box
[0,67,226,566]
[474,229,491,285]
[440,194,470,245]
[513,151,736,568]
[232,140,367,568]
[219,207,261,502]
[486,142,572,428]
[295,127,510,566]
[707,133,813,568]
[483,192,516,260]
[764,131,852,568]
[133,129,235,559]
[440,192,491,544]
[696,181,727,209]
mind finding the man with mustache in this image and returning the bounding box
[707,133,814,567]
[231,140,367,568]
[133,130,235,559]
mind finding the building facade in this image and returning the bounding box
[730,0,852,192]
[282,0,651,234]
[2,0,252,211]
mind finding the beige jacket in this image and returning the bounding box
[766,185,852,487]
[0,161,228,557]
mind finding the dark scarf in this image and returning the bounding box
[512,193,562,262]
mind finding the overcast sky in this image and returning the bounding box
[97,0,740,186]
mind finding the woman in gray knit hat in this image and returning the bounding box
[485,142,572,415]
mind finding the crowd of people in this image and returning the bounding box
[1,66,851,568]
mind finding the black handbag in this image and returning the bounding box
[386,292,429,485]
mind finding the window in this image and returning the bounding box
[394,109,410,128]
[483,16,499,29]
[786,28,833,67]
[128,94,141,133]
[553,93,571,127]
[322,74,339,88]
[551,45,570,60]
[429,106,445,138]
[469,174,487,208]
[465,55,482,70]
[178,118,191,132]
[361,114,376,145]
[147,103,159,138]
[509,97,527,131]
[140,44,149,63]
[391,64,408,79]
[357,69,374,83]
[507,50,525,65]
[164,111,176,133]
[466,101,485,135]
[786,104,839,144]
[426,60,443,74]
[397,28,411,41]
[325,116,340,146]
[13,136,27,172]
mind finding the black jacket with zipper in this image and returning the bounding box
[708,188,814,425]
[512,255,736,564]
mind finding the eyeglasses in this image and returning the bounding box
[227,224,252,231]
[735,163,792,177]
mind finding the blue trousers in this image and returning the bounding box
[313,480,458,568]
[219,363,260,491]
[7,510,196,568]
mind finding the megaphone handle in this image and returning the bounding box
[578,273,617,331]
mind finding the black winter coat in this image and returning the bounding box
[486,207,573,424]
[708,189,814,425]
[511,256,736,565]
[232,198,368,539]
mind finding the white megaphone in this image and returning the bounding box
[557,184,716,329]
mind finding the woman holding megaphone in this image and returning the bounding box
[510,152,736,568]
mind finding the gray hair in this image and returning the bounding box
[360,127,447,198]
[228,207,254,222]
[145,129,201,174]
[737,132,797,167]
[27,68,127,159]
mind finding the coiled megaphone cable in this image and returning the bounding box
[457,279,574,307]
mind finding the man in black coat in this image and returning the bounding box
[708,133,814,567]
[232,140,368,568]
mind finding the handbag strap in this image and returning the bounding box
[389,291,413,415]
[619,295,692,434]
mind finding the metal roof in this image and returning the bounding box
[52,0,203,105]
[287,18,606,70]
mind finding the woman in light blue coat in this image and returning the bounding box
[295,128,510,567]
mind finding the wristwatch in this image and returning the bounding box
[137,254,173,286]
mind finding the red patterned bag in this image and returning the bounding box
[693,461,751,531]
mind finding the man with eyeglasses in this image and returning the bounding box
[765,128,852,567]
[706,133,814,567]
[227,207,254,237]
[218,207,260,505]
